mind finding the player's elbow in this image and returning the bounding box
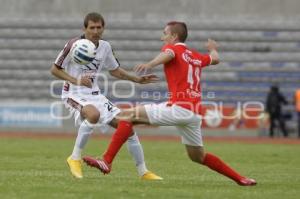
[209,51,220,65]
[211,58,220,65]
[109,68,120,78]
[50,64,61,76]
[50,64,57,75]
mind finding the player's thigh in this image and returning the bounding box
[94,95,120,125]
[114,105,151,124]
[144,103,178,125]
[145,103,199,126]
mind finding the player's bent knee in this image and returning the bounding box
[186,145,205,164]
[189,155,204,164]
[87,112,100,124]
[81,105,100,124]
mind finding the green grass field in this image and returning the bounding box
[0,136,299,199]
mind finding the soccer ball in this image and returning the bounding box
[71,39,96,65]
[204,109,222,127]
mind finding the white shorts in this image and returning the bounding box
[63,93,120,133]
[144,102,203,146]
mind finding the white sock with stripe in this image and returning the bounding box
[126,132,148,176]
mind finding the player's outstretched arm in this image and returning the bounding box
[109,67,159,84]
[206,39,220,65]
[134,52,173,74]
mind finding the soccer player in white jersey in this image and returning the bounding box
[50,12,161,180]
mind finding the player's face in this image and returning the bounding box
[161,26,177,44]
[84,20,104,45]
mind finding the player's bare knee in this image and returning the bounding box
[81,105,100,124]
[188,155,202,164]
[186,145,205,164]
[87,112,100,124]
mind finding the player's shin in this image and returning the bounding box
[203,153,244,183]
[103,120,133,164]
[71,119,95,160]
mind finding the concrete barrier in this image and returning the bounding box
[0,0,299,21]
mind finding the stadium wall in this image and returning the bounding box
[0,101,76,133]
[0,0,299,21]
[1,0,297,136]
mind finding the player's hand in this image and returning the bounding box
[77,77,92,88]
[206,39,218,51]
[134,63,152,76]
[136,74,159,84]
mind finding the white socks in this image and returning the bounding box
[71,120,94,160]
[71,121,148,176]
[126,132,148,176]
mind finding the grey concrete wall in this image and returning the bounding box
[0,0,299,21]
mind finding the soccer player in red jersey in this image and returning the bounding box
[83,21,257,186]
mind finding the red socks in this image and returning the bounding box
[203,153,244,183]
[103,121,133,164]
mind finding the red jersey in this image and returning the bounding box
[161,43,211,114]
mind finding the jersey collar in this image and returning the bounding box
[174,42,186,46]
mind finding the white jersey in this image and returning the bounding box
[54,36,119,99]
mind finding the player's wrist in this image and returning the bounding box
[69,78,79,85]
[133,76,141,83]
[147,63,155,69]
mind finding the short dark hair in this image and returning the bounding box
[167,21,188,42]
[84,12,105,28]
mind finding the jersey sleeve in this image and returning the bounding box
[161,44,176,58]
[104,42,120,71]
[200,54,212,68]
[54,39,75,69]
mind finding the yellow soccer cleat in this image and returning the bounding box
[67,156,83,179]
[141,171,163,180]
